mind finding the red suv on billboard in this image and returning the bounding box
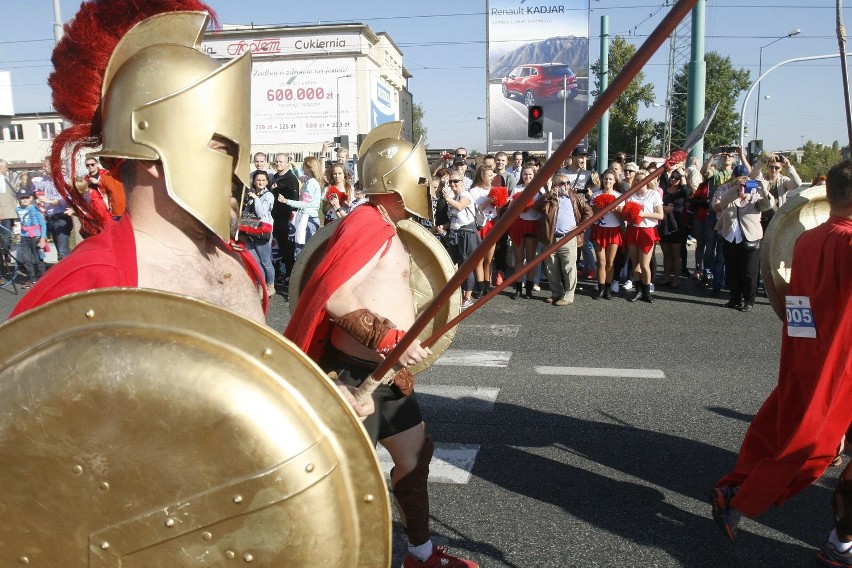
[501,63,579,107]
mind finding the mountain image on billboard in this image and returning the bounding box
[487,1,590,151]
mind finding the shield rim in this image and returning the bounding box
[0,288,391,566]
[760,185,830,319]
[288,217,461,375]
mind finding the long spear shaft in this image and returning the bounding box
[356,0,699,400]
[838,0,852,148]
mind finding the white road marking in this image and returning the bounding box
[435,349,512,367]
[376,443,480,484]
[415,385,500,412]
[461,324,521,338]
[535,366,667,379]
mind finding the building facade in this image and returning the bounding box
[201,22,413,163]
[0,113,64,175]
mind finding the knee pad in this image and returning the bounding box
[391,435,434,546]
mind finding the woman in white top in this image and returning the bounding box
[437,172,481,309]
[590,169,623,299]
[279,155,322,259]
[469,166,497,299]
[508,166,542,299]
[624,173,664,303]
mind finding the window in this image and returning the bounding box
[8,124,23,141]
[39,122,58,140]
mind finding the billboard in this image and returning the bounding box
[202,34,361,145]
[248,59,357,145]
[487,0,590,151]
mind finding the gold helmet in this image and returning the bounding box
[94,11,251,241]
[357,121,434,221]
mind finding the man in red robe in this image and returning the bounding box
[710,159,852,567]
[285,122,478,568]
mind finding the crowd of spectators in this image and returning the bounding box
[0,143,808,310]
[427,144,805,311]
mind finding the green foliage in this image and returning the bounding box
[590,36,660,161]
[795,140,843,180]
[412,102,427,144]
[670,52,750,150]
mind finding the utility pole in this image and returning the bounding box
[686,0,705,161]
[52,0,63,44]
[597,15,609,173]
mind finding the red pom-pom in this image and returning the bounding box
[325,186,348,203]
[593,193,617,209]
[622,201,644,225]
[488,186,509,208]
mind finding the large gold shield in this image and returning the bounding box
[0,289,390,567]
[761,185,830,319]
[289,218,461,375]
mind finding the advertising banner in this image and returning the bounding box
[370,75,396,129]
[487,0,590,152]
[247,59,357,145]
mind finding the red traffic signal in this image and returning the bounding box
[528,105,544,138]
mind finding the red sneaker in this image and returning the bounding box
[401,546,479,568]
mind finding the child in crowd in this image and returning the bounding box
[15,186,47,288]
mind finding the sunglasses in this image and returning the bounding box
[555,181,569,186]
[86,162,97,167]
[455,154,467,158]
[769,166,781,170]
[449,179,463,184]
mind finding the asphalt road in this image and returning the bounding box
[0,246,842,567]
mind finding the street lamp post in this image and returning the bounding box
[336,74,353,141]
[739,52,852,148]
[755,28,800,140]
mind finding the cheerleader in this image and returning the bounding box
[507,166,541,299]
[622,176,664,303]
[590,169,623,299]
[469,166,500,298]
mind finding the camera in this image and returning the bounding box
[744,179,760,194]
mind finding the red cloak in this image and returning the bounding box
[284,205,395,361]
[718,216,852,517]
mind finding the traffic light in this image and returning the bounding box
[528,105,544,138]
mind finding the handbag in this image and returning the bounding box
[239,217,272,239]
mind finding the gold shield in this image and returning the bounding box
[289,218,461,375]
[0,289,390,567]
[761,185,830,319]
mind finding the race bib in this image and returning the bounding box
[785,296,816,338]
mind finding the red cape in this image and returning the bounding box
[719,216,852,516]
[284,205,395,361]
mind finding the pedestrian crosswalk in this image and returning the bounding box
[393,342,667,485]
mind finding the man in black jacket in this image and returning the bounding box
[270,153,300,283]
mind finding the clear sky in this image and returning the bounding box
[2,0,851,155]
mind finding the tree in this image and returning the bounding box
[412,102,427,144]
[796,140,842,180]
[669,52,750,151]
[590,36,660,161]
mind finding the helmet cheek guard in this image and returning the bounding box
[95,12,251,241]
